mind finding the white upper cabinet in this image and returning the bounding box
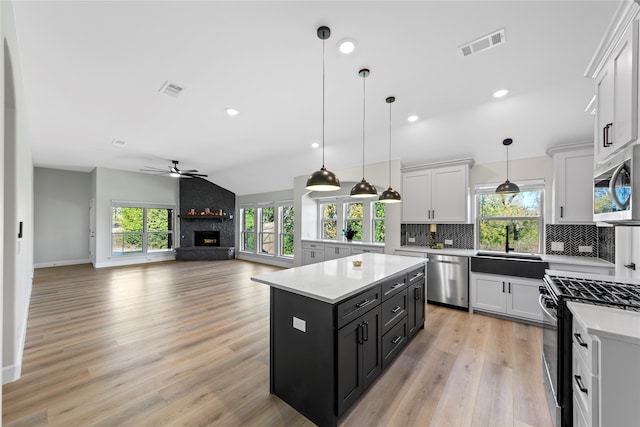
[587,3,639,165]
[401,159,473,224]
[547,142,595,224]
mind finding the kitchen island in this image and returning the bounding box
[251,253,426,427]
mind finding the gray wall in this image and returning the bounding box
[34,168,91,267]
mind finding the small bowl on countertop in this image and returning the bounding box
[352,260,363,267]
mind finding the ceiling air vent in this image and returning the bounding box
[158,81,184,97]
[459,28,506,57]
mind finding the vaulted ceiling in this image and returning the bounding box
[13,1,620,195]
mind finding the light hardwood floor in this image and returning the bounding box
[3,260,552,427]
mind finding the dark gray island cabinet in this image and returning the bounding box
[251,253,426,426]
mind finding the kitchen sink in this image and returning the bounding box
[471,251,548,279]
[474,251,543,261]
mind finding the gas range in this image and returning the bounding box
[544,274,640,311]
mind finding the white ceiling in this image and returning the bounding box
[12,0,620,195]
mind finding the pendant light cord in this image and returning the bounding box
[321,34,326,168]
[388,101,392,187]
[361,73,366,179]
[506,145,509,181]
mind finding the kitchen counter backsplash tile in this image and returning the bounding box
[401,223,474,249]
[545,224,614,263]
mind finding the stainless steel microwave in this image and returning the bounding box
[593,144,640,224]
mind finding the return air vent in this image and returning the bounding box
[158,81,184,97]
[459,28,506,57]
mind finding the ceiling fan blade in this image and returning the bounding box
[185,173,208,178]
[180,169,198,173]
[140,166,167,172]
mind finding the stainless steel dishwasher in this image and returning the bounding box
[426,254,469,309]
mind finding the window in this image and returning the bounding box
[321,202,337,239]
[111,204,174,256]
[240,207,255,252]
[476,184,543,253]
[345,201,363,241]
[259,206,275,255]
[372,201,385,243]
[280,204,294,257]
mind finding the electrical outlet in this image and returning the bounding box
[445,239,453,245]
[551,242,564,252]
[579,245,593,253]
[408,237,416,243]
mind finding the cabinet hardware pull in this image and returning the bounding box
[391,282,405,290]
[356,299,371,308]
[410,272,424,281]
[363,321,369,341]
[574,375,588,394]
[560,206,564,218]
[357,324,364,344]
[508,282,511,293]
[502,282,505,293]
[415,288,421,300]
[603,123,613,147]
[432,209,435,219]
[391,306,402,313]
[392,336,402,344]
[574,333,588,348]
[624,263,636,271]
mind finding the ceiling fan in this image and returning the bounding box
[140,160,208,178]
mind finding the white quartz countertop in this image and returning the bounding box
[568,302,640,345]
[251,253,425,304]
[302,239,385,247]
[395,246,614,269]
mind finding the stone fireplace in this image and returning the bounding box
[174,177,235,261]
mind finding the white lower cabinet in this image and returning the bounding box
[301,241,385,265]
[569,302,640,427]
[470,273,542,322]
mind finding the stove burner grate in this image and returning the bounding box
[547,275,640,311]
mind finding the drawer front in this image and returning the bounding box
[336,286,381,329]
[381,274,408,301]
[572,342,598,426]
[382,317,407,369]
[302,242,324,250]
[351,246,384,255]
[572,317,598,374]
[407,266,426,284]
[381,291,408,334]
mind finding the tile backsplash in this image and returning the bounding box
[401,223,615,263]
[545,224,615,263]
[401,224,474,249]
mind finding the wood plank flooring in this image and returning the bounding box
[3,260,552,426]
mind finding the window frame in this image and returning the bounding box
[111,202,175,257]
[475,181,545,253]
[258,205,276,256]
[344,200,364,242]
[320,200,338,240]
[240,206,256,253]
[371,201,386,243]
[279,202,295,258]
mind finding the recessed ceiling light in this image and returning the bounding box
[338,39,356,54]
[407,115,419,123]
[311,142,320,148]
[225,107,239,116]
[111,139,127,147]
[493,89,509,98]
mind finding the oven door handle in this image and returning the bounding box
[538,294,556,318]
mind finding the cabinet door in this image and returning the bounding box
[407,281,425,338]
[302,249,325,265]
[554,149,594,224]
[401,170,432,222]
[431,166,468,223]
[595,20,638,164]
[471,274,507,314]
[506,278,543,322]
[336,307,381,416]
[324,244,350,260]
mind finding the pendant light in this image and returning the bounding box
[495,138,520,194]
[306,26,341,191]
[350,68,378,198]
[379,96,402,203]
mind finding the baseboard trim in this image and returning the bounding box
[94,253,175,269]
[34,258,91,268]
[237,253,293,268]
